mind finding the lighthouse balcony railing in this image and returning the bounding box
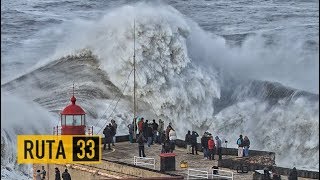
[52,126,94,135]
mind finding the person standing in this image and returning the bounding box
[191,131,199,155]
[147,124,153,147]
[201,132,210,159]
[185,131,192,154]
[41,166,46,180]
[143,120,149,138]
[152,119,158,143]
[137,132,146,157]
[55,168,61,180]
[111,119,117,146]
[62,169,71,180]
[208,136,215,160]
[103,124,112,150]
[243,136,250,157]
[288,167,298,180]
[138,117,144,134]
[128,122,134,143]
[237,135,244,157]
[215,136,222,160]
[169,128,177,153]
[157,119,164,144]
[35,170,42,180]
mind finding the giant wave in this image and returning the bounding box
[1,2,318,179]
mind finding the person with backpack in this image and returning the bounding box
[208,136,215,160]
[237,135,244,157]
[103,124,112,150]
[61,169,71,180]
[137,132,146,157]
[185,131,192,154]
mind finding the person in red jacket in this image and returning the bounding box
[208,136,215,160]
[138,118,144,133]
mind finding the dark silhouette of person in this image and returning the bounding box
[137,132,146,157]
[103,124,112,150]
[191,131,199,155]
[55,167,61,180]
[288,167,298,180]
[62,169,71,180]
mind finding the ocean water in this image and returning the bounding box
[1,0,319,179]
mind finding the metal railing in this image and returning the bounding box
[187,168,209,179]
[212,169,234,179]
[133,156,156,170]
[52,126,94,135]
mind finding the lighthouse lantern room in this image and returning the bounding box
[60,94,86,135]
[53,85,92,135]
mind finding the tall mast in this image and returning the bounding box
[133,20,137,140]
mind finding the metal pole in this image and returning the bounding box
[133,19,137,140]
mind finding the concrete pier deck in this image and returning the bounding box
[101,141,314,179]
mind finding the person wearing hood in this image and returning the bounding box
[35,170,42,180]
[55,167,61,180]
[243,136,250,157]
[237,135,244,157]
[215,136,222,160]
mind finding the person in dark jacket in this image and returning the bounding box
[191,131,199,155]
[147,124,153,147]
[143,120,149,138]
[237,135,244,157]
[62,169,71,180]
[103,124,112,150]
[243,136,250,157]
[55,167,61,180]
[185,131,192,154]
[201,132,210,159]
[288,167,298,180]
[215,136,222,160]
[137,132,146,157]
[152,119,159,143]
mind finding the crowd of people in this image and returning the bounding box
[104,117,252,161]
[35,167,71,180]
[102,119,118,150]
[127,117,177,157]
[236,134,251,157]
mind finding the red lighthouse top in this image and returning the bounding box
[61,95,86,115]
